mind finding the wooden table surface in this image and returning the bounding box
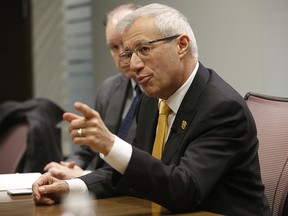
[0,191,221,216]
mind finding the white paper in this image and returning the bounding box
[0,172,41,191]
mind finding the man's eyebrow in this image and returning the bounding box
[124,39,145,50]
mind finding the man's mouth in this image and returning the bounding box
[137,75,151,85]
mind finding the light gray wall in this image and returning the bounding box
[261,0,288,97]
[32,0,66,108]
[31,0,288,156]
[32,0,288,104]
[92,0,288,97]
[32,0,96,112]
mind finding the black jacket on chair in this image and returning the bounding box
[0,98,65,173]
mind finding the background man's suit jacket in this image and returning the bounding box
[80,63,270,216]
[68,73,136,169]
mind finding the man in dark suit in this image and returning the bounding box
[43,3,142,179]
[32,3,270,215]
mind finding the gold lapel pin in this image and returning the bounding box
[181,120,187,129]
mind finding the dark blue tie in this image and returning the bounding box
[117,85,142,139]
[102,85,141,168]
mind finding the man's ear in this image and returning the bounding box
[177,35,190,58]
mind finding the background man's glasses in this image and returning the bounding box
[119,34,180,65]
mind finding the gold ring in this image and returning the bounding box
[77,128,83,137]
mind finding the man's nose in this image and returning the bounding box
[129,53,144,71]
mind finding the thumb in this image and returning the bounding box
[63,112,81,123]
[61,161,76,168]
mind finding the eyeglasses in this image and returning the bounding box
[119,34,180,65]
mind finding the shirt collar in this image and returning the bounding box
[130,78,137,89]
[161,61,199,114]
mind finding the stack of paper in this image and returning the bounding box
[0,172,41,191]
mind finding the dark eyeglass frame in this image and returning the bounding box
[144,34,180,45]
[119,34,180,65]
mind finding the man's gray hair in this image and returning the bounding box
[103,3,142,27]
[116,3,198,59]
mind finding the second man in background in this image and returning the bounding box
[44,3,142,180]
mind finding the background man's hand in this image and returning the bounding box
[44,161,84,180]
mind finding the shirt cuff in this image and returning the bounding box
[65,178,89,195]
[100,135,132,174]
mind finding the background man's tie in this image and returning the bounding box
[152,100,171,159]
[117,85,142,140]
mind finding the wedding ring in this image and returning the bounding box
[77,128,83,137]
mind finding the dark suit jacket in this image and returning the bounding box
[80,63,270,215]
[68,73,137,169]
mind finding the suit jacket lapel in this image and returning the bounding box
[162,63,210,164]
[135,96,158,153]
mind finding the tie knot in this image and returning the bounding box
[159,101,171,115]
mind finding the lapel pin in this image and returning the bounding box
[181,120,187,129]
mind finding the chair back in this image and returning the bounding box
[244,92,288,216]
[0,123,28,173]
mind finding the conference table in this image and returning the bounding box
[0,191,221,216]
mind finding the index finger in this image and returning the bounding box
[74,102,96,119]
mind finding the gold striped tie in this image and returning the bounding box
[152,100,171,159]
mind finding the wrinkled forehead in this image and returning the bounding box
[122,16,158,48]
